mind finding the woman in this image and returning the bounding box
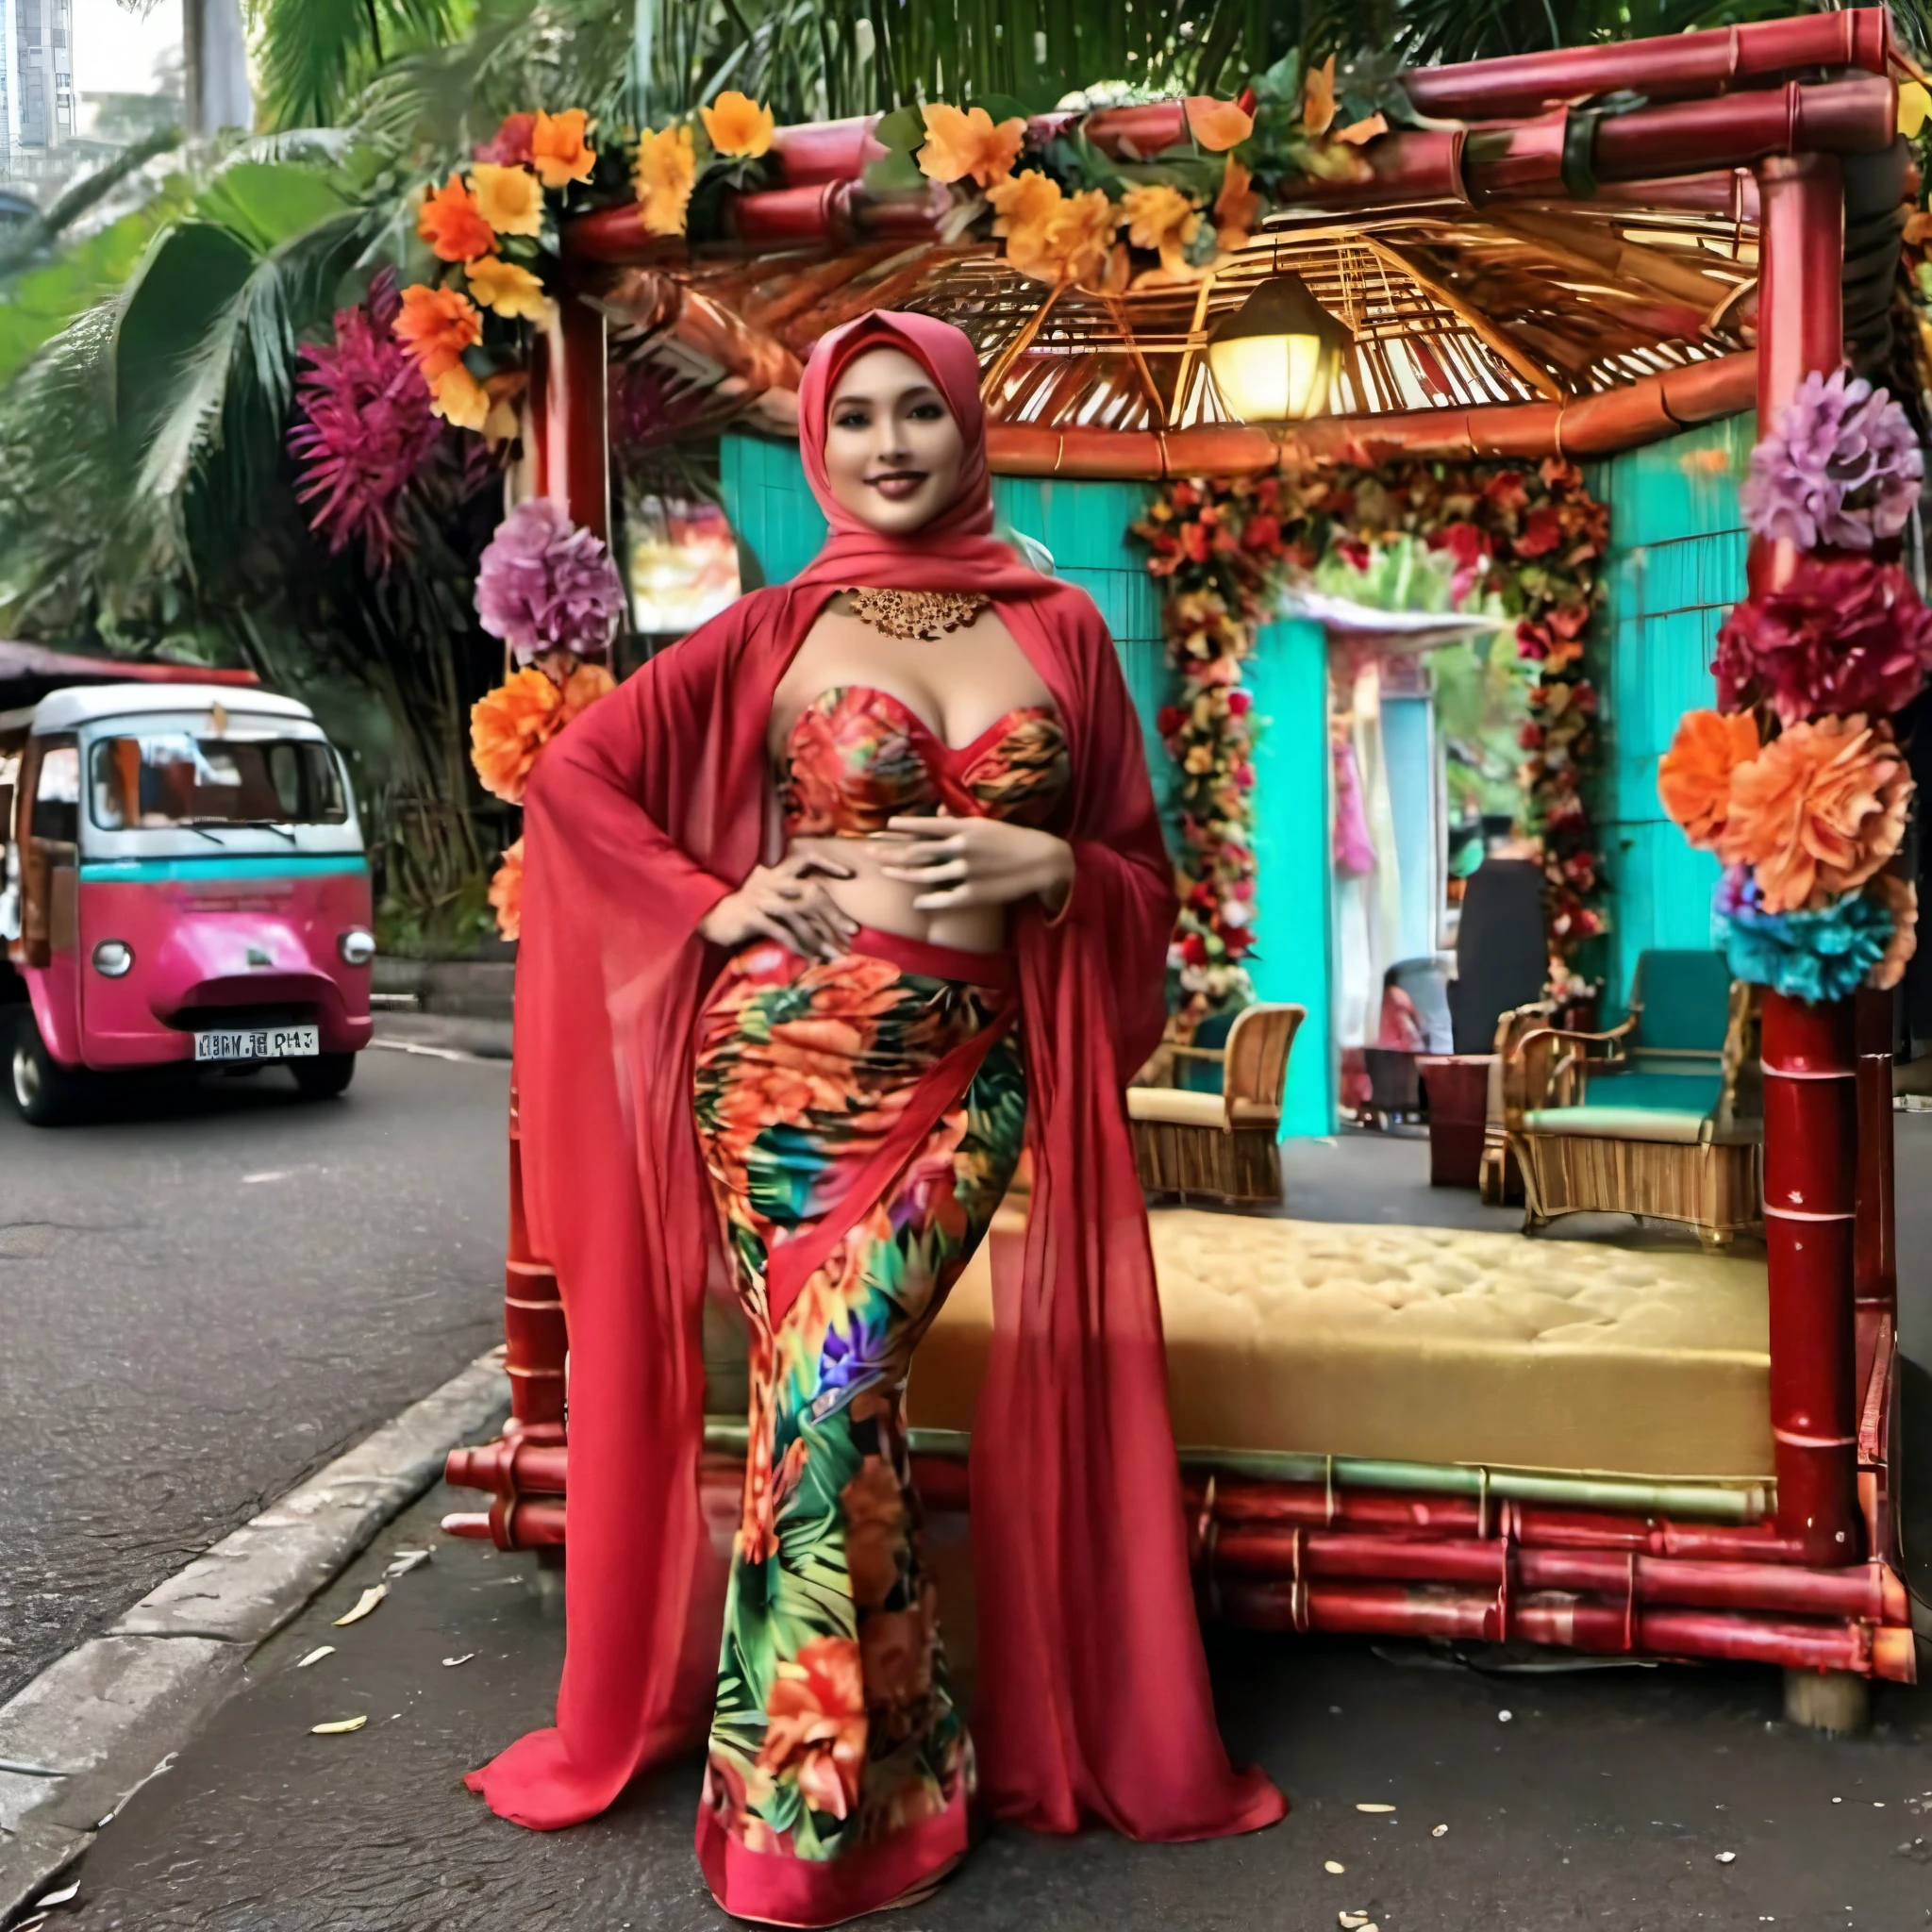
[468,311,1284,1925]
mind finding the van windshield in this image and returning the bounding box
[89,734,347,830]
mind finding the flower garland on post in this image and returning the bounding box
[467,498,627,939]
[1134,458,1608,1025]
[1658,370,1928,1000]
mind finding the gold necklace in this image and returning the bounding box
[844,587,990,642]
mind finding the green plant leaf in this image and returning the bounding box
[195,163,351,253]
[872,105,924,153]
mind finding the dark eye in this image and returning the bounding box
[909,401,944,421]
[834,408,869,429]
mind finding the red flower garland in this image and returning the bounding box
[1134,458,1607,1020]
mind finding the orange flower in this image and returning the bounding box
[470,667,563,804]
[988,168,1060,275]
[560,660,615,720]
[633,124,696,237]
[1213,156,1260,252]
[1871,874,1918,991]
[1657,708,1760,847]
[417,174,494,264]
[1337,111,1388,145]
[756,1636,868,1821]
[392,283,481,380]
[1720,715,1912,913]
[916,103,1025,188]
[488,838,524,941]
[1304,55,1339,137]
[1123,182,1199,275]
[841,1455,908,1611]
[469,161,543,237]
[701,89,774,158]
[1044,187,1121,287]
[465,254,552,323]
[429,361,489,431]
[1185,95,1254,152]
[530,107,595,189]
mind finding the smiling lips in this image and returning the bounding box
[866,471,927,502]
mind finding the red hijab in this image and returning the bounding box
[465,311,1284,1863]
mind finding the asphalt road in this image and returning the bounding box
[0,1043,508,1707]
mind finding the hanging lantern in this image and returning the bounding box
[1205,275,1351,424]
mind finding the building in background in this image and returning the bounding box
[0,0,76,180]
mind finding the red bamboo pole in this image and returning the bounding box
[1208,1526,1905,1621]
[528,294,611,539]
[1402,8,1892,123]
[1749,147,1862,1571]
[1761,994,1862,1564]
[1215,1577,1904,1675]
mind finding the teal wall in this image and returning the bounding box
[1586,416,1753,1016]
[1249,620,1336,1135]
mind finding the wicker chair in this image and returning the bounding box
[1502,950,1761,1247]
[1126,1003,1306,1203]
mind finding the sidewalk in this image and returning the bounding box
[32,1471,1932,1932]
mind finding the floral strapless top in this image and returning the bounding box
[780,684,1070,836]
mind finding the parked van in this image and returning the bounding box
[1,680,374,1123]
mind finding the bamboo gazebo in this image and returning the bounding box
[448,9,1925,1718]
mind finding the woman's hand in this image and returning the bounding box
[698,850,858,958]
[879,816,1074,916]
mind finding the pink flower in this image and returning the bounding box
[1714,558,1932,724]
[288,273,444,574]
[475,111,536,165]
[475,498,625,663]
[1740,368,1923,550]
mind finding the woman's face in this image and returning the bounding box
[821,345,965,536]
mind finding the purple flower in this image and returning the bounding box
[288,272,444,575]
[475,499,625,663]
[1740,368,1924,550]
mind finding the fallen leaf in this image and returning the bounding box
[1324,1860,1345,1874]
[1356,1802,1396,1813]
[333,1584,388,1627]
[1716,1851,1736,1863]
[385,1551,431,1579]
[1432,1824,1449,1837]
[311,1716,368,1735]
[295,1646,335,1669]
[442,1654,475,1668]
[1498,1709,1514,1723]
[34,1882,79,1907]
[1340,1916,1371,1930]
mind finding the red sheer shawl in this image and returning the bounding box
[466,312,1284,1846]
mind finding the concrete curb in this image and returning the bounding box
[0,1350,509,1922]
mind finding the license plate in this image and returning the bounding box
[194,1024,320,1062]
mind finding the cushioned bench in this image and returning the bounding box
[908,1207,1772,1481]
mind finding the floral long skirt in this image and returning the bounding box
[691,926,1026,1928]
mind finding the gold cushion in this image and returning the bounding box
[910,1208,1771,1481]
[1125,1087,1225,1128]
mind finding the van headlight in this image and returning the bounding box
[338,927,376,967]
[92,939,134,978]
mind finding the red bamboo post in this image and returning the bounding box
[1749,150,1862,1570]
[1761,994,1862,1563]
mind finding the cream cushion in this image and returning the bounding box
[1126,1087,1225,1128]
[910,1207,1771,1481]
